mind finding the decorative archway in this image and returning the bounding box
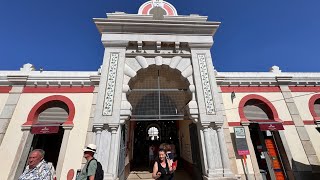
[121,56,197,120]
[23,95,75,126]
[239,94,280,122]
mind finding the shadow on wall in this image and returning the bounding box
[291,159,320,180]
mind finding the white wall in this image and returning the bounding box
[291,92,316,121]
[283,125,310,167]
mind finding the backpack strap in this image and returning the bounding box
[86,158,96,175]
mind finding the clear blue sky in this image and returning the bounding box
[0,0,319,72]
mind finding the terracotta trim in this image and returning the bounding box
[23,86,94,93]
[0,86,12,93]
[303,121,316,125]
[308,94,320,121]
[163,4,174,16]
[238,94,281,123]
[228,121,293,127]
[282,121,295,125]
[220,86,281,93]
[23,95,75,126]
[289,86,320,92]
[228,122,241,127]
[142,4,152,14]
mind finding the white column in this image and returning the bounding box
[107,125,119,177]
[216,124,233,177]
[94,126,103,160]
[202,124,215,175]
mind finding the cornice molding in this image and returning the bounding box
[94,16,220,36]
[125,52,191,58]
[102,40,129,47]
[0,72,100,86]
[7,75,28,85]
[216,72,320,86]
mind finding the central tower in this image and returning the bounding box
[91,1,235,179]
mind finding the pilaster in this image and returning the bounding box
[243,125,263,180]
[10,126,34,180]
[56,125,73,180]
[84,85,99,148]
[93,42,128,125]
[0,85,24,145]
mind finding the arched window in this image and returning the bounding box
[308,94,320,121]
[244,99,274,120]
[24,95,75,126]
[239,94,280,122]
[37,100,69,125]
[314,99,320,117]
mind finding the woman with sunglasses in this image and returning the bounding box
[152,149,172,180]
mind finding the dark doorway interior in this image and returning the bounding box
[189,123,202,180]
[30,127,64,168]
[249,124,287,180]
[132,120,179,170]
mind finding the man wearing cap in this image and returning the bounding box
[76,144,97,180]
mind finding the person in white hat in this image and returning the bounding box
[76,144,97,180]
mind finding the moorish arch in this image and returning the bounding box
[120,56,199,121]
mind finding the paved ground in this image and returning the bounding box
[127,170,192,180]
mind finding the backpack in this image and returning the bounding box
[86,158,104,180]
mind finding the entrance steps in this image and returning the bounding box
[127,170,192,180]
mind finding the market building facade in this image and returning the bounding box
[0,1,320,180]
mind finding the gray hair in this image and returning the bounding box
[31,149,45,159]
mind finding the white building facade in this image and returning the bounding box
[0,1,320,180]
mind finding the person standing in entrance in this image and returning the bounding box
[149,144,155,167]
[76,144,97,180]
[152,149,173,180]
[19,149,55,180]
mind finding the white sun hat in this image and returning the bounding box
[83,144,97,152]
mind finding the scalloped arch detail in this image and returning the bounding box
[121,56,196,118]
[125,56,193,87]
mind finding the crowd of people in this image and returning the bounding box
[18,144,102,180]
[19,142,178,180]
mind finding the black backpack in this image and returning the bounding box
[86,158,104,180]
